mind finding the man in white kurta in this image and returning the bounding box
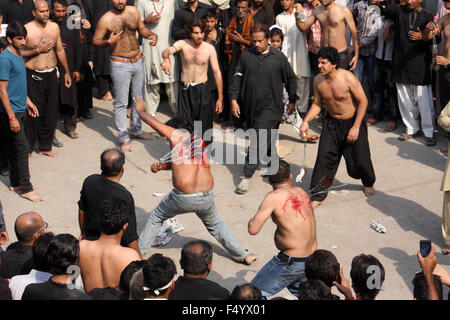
[276,1,311,115]
[137,0,179,116]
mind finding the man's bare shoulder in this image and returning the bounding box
[340,68,358,82]
[115,246,141,261]
[314,73,326,85]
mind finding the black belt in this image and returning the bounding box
[277,251,307,265]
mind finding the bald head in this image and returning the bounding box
[14,212,45,244]
[100,148,125,177]
[180,240,213,276]
[34,0,49,10]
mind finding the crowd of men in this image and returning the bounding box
[0,0,449,300]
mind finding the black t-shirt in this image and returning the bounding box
[88,287,127,300]
[168,276,230,300]
[0,0,34,24]
[0,242,33,279]
[22,279,92,300]
[78,174,138,246]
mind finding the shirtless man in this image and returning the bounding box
[248,160,317,298]
[295,0,359,71]
[300,47,375,208]
[135,97,256,265]
[161,18,223,140]
[78,199,141,293]
[93,0,158,152]
[21,0,72,158]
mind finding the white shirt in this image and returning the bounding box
[9,269,52,300]
[276,10,311,77]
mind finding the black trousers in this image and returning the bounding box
[310,115,376,202]
[25,69,59,153]
[338,49,351,70]
[0,112,33,193]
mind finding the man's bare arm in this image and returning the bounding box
[134,97,175,140]
[54,25,72,88]
[300,76,322,138]
[248,194,274,235]
[134,6,158,45]
[345,7,359,71]
[209,46,223,111]
[93,15,113,48]
[161,42,182,75]
[346,72,367,143]
[295,4,317,32]
[78,209,86,238]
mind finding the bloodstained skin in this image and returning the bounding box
[282,194,312,220]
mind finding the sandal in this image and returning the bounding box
[398,132,420,141]
[66,130,79,139]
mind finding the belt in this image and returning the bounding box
[111,53,143,63]
[174,189,213,197]
[277,251,307,265]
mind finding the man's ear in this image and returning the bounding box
[122,222,129,232]
[207,261,213,272]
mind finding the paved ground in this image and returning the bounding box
[1,97,449,300]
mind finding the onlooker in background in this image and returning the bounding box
[438,101,450,255]
[230,283,263,300]
[250,0,274,26]
[416,246,440,300]
[142,253,177,300]
[76,29,95,120]
[350,254,385,300]
[169,240,231,300]
[302,0,322,84]
[0,212,47,279]
[9,232,54,300]
[172,0,210,41]
[0,36,10,177]
[0,276,12,300]
[305,249,341,299]
[0,201,8,247]
[0,0,35,25]
[298,279,334,300]
[21,234,92,300]
[412,271,444,300]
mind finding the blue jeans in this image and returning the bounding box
[138,189,248,261]
[110,56,145,143]
[251,253,307,298]
[354,55,376,109]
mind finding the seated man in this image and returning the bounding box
[78,199,141,293]
[230,283,262,300]
[305,249,341,299]
[349,254,385,300]
[142,253,177,300]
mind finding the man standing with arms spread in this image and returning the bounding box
[93,0,158,153]
[22,0,72,158]
[248,160,317,298]
[231,24,298,195]
[0,22,42,202]
[161,19,223,140]
[295,0,359,70]
[300,47,375,208]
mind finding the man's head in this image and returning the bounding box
[188,0,199,5]
[14,212,47,245]
[305,249,340,288]
[412,272,443,300]
[407,0,422,11]
[204,9,218,32]
[444,0,450,15]
[52,0,68,23]
[32,232,55,273]
[280,0,295,11]
[45,234,79,276]
[5,21,27,51]
[298,279,334,300]
[186,19,205,46]
[251,24,270,54]
[317,46,339,75]
[98,199,129,236]
[119,260,146,295]
[180,240,213,277]
[230,283,263,300]
[142,254,177,299]
[235,0,250,20]
[350,254,385,300]
[268,160,292,186]
[33,0,51,25]
[319,0,334,7]
[111,0,127,12]
[252,0,265,8]
[100,148,125,178]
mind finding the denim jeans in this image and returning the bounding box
[251,254,307,298]
[110,57,145,143]
[374,59,397,121]
[138,189,248,261]
[354,55,376,108]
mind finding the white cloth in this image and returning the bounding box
[145,81,178,116]
[9,269,52,300]
[275,10,311,78]
[136,0,179,85]
[396,83,435,138]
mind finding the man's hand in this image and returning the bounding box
[436,55,450,66]
[73,71,81,83]
[151,162,161,173]
[231,100,240,118]
[216,99,223,114]
[37,41,54,54]
[9,118,20,134]
[109,30,124,46]
[294,3,305,12]
[311,0,321,8]
[287,103,295,115]
[147,33,158,46]
[27,100,39,118]
[81,19,91,30]
[64,73,72,88]
[160,60,171,75]
[418,246,437,275]
[0,231,9,245]
[349,55,358,71]
[299,120,309,139]
[408,27,423,41]
[425,21,436,33]
[144,13,161,25]
[229,31,245,44]
[133,96,147,114]
[347,126,359,143]
[333,267,354,299]
[88,61,94,71]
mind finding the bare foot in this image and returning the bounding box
[101,91,113,101]
[364,186,375,196]
[311,200,324,209]
[38,150,59,158]
[130,133,153,140]
[9,185,38,192]
[442,245,450,255]
[243,253,257,265]
[121,141,132,152]
[20,191,43,202]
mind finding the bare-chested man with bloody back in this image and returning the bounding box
[21,0,72,158]
[248,160,317,298]
[93,0,158,152]
[295,0,359,71]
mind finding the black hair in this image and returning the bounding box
[204,8,218,19]
[6,21,27,39]
[185,18,206,36]
[46,234,79,275]
[142,254,177,297]
[268,160,291,185]
[298,279,334,300]
[412,272,443,300]
[250,23,270,38]
[350,254,385,300]
[180,240,213,275]
[165,117,194,134]
[119,260,146,294]
[230,283,263,300]
[236,0,250,7]
[129,269,146,300]
[51,0,68,7]
[100,148,125,177]
[305,249,340,288]
[0,37,9,50]
[32,232,55,272]
[0,277,12,300]
[318,46,339,67]
[98,199,129,235]
[270,27,284,41]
